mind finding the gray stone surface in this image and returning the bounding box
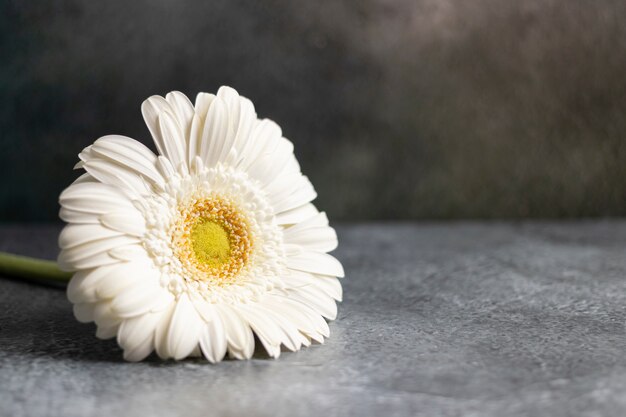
[1,222,626,417]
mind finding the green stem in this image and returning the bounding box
[0,252,71,285]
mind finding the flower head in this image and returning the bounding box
[59,87,343,362]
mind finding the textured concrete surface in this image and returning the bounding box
[1,222,626,417]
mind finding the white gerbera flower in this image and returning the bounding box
[59,87,343,362]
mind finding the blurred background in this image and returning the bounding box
[2,0,626,221]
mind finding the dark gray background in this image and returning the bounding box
[2,0,626,221]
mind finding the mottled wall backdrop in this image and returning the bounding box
[2,0,626,221]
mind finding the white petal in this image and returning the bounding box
[314,274,342,301]
[286,212,329,232]
[99,211,146,237]
[73,303,94,323]
[166,91,194,142]
[250,303,309,351]
[59,207,99,224]
[155,155,176,180]
[270,176,317,214]
[166,293,203,360]
[58,250,118,271]
[288,287,338,320]
[96,323,119,339]
[71,172,97,184]
[278,146,301,175]
[216,87,257,164]
[95,261,154,299]
[83,159,150,196]
[188,114,203,165]
[155,302,176,359]
[246,141,295,185]
[283,228,337,253]
[238,305,283,357]
[217,86,240,110]
[188,93,215,163]
[141,95,172,155]
[110,280,165,318]
[215,87,241,162]
[275,203,319,225]
[199,309,227,363]
[123,332,155,362]
[58,224,122,249]
[158,110,187,170]
[230,97,256,158]
[286,251,345,277]
[108,244,150,262]
[262,295,329,342]
[263,172,305,201]
[217,305,254,360]
[67,263,121,303]
[285,271,343,301]
[89,135,164,188]
[189,294,216,323]
[199,97,229,167]
[195,92,215,117]
[60,182,134,214]
[58,235,140,264]
[237,119,282,170]
[77,145,94,165]
[240,303,309,355]
[283,212,337,252]
[117,311,162,352]
[58,237,141,272]
[92,301,121,328]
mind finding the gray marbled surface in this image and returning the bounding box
[1,222,626,417]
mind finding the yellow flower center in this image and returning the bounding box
[172,197,253,286]
[190,220,231,267]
